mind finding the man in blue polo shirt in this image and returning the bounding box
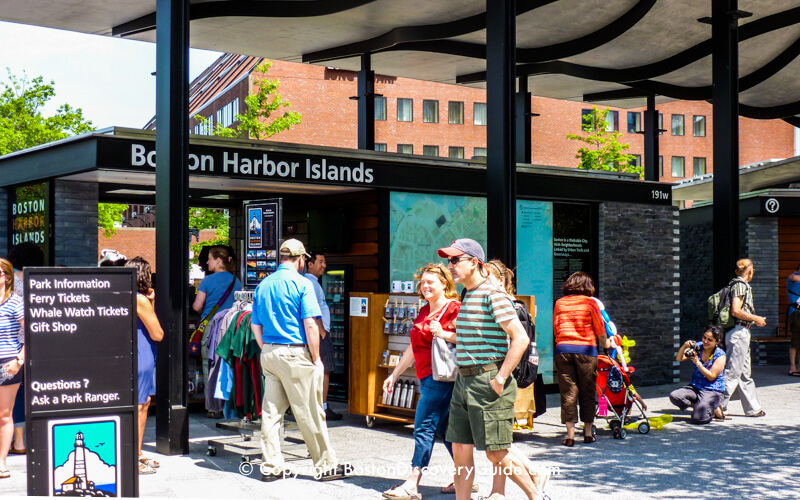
[250,238,347,482]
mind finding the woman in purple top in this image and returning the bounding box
[669,325,727,424]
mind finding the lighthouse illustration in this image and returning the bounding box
[51,418,119,497]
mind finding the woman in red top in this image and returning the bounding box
[553,271,610,447]
[382,263,460,500]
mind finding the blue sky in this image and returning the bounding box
[0,21,222,130]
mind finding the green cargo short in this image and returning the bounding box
[445,367,517,451]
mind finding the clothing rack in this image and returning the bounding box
[234,290,255,303]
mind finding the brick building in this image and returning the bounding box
[154,54,796,184]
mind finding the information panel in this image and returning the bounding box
[517,201,595,384]
[24,267,138,497]
[243,198,281,288]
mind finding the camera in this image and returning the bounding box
[685,340,702,358]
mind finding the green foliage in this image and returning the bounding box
[189,208,230,264]
[195,61,301,140]
[566,106,641,178]
[98,203,129,238]
[0,69,94,155]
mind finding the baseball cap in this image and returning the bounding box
[437,238,485,263]
[279,238,311,258]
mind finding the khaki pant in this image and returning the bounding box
[259,344,337,470]
[721,326,761,416]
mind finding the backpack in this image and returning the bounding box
[707,277,746,329]
[511,300,538,389]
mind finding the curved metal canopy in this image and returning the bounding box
[4,0,800,119]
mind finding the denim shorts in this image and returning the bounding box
[0,356,24,386]
[445,367,516,451]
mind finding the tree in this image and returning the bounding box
[0,69,94,155]
[566,106,641,178]
[98,203,129,238]
[196,61,301,139]
[189,208,230,264]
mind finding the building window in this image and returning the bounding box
[397,98,413,122]
[193,115,214,135]
[693,115,706,137]
[375,97,387,121]
[474,103,487,126]
[658,113,664,134]
[473,147,487,157]
[605,110,619,132]
[671,156,685,177]
[448,101,464,124]
[627,112,641,133]
[397,144,413,154]
[216,98,237,128]
[631,154,642,167]
[448,146,465,159]
[671,114,685,136]
[422,100,439,123]
[658,156,663,177]
[374,143,387,152]
[693,157,706,176]
[422,145,439,156]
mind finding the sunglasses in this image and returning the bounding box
[446,256,471,265]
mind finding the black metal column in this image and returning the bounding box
[486,0,517,267]
[515,76,532,164]
[711,0,740,289]
[643,94,660,181]
[357,54,375,150]
[155,0,190,455]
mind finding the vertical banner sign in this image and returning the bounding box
[9,181,51,264]
[243,198,281,288]
[24,267,138,497]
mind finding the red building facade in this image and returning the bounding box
[172,55,796,183]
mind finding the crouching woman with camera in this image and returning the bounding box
[669,326,727,424]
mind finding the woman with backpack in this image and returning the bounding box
[553,272,611,447]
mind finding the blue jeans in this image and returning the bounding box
[412,375,455,469]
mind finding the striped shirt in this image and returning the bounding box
[455,279,517,367]
[0,294,24,358]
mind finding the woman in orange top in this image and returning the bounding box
[553,272,610,447]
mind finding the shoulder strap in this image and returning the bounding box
[196,276,238,334]
[434,300,453,322]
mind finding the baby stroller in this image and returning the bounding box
[595,354,649,439]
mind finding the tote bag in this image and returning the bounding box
[430,301,458,382]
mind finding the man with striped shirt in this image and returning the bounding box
[439,239,547,500]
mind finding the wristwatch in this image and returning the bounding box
[494,374,506,385]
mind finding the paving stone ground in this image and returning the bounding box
[4,363,799,499]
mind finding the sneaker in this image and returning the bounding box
[316,463,351,481]
[325,407,343,421]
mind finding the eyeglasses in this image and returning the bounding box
[446,256,471,265]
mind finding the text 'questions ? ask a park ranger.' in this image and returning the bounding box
[249,239,349,482]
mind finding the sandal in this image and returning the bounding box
[747,410,766,418]
[561,438,574,447]
[382,485,421,500]
[138,462,156,475]
[441,482,479,494]
[0,469,9,479]
[584,435,597,444]
[139,455,160,468]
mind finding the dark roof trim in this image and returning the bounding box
[302,0,556,64]
[113,0,379,37]
[457,5,800,84]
